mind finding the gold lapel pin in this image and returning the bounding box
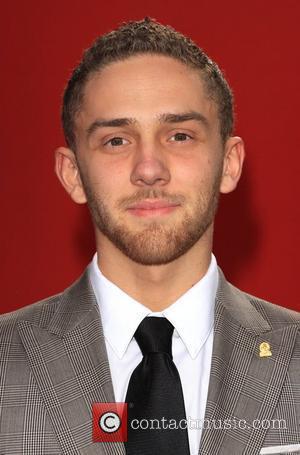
[259,341,272,357]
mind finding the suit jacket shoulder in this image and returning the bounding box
[215,273,299,332]
[232,281,299,324]
[0,270,97,336]
[0,291,62,329]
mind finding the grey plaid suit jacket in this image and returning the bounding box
[0,268,299,455]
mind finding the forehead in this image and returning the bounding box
[77,54,216,127]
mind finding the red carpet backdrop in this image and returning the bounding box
[1,0,299,313]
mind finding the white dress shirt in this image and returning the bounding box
[88,253,218,455]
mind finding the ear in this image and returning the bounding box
[220,136,245,194]
[54,147,87,204]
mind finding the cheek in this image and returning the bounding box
[172,159,214,191]
[80,154,125,187]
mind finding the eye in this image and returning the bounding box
[104,137,129,147]
[169,132,192,142]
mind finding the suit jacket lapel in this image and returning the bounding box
[199,271,298,455]
[18,271,125,455]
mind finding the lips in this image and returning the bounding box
[128,200,178,210]
[127,200,180,217]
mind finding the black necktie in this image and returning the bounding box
[125,317,190,455]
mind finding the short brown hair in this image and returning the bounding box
[62,18,234,151]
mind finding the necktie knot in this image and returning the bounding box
[134,317,174,357]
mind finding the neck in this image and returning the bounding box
[95,227,214,311]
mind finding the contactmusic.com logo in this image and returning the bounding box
[93,403,128,442]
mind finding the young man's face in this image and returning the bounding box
[59,54,243,265]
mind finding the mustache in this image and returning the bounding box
[117,189,185,208]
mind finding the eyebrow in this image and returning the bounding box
[86,117,137,139]
[86,111,209,140]
[158,111,209,127]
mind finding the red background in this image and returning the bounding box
[1,0,299,313]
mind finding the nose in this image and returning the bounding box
[130,142,171,187]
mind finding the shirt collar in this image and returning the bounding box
[88,253,218,360]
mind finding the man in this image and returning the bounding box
[0,18,299,455]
